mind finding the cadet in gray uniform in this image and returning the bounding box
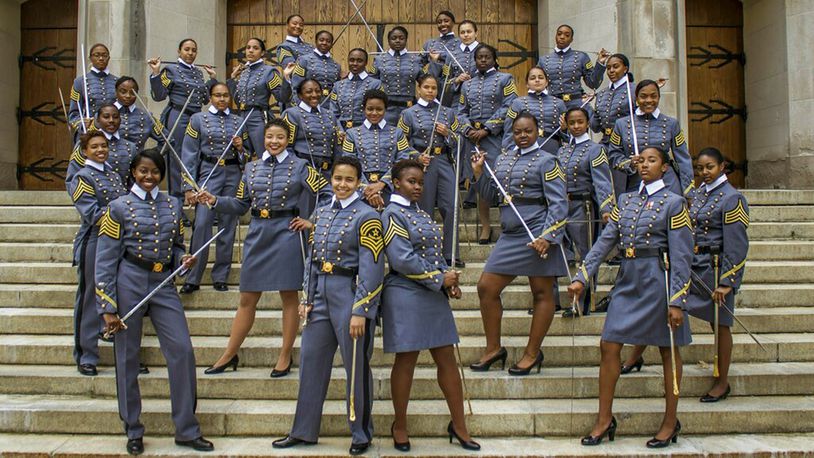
[457,43,519,244]
[421,11,461,106]
[66,104,139,185]
[590,53,633,199]
[180,83,249,294]
[227,37,293,151]
[558,107,615,315]
[469,112,568,375]
[68,43,117,140]
[273,156,384,456]
[537,25,608,109]
[342,89,413,207]
[504,66,567,154]
[275,14,313,67]
[114,77,166,150]
[330,48,383,130]
[382,159,480,452]
[398,74,463,267]
[96,150,214,455]
[609,79,694,197]
[569,146,693,449]
[371,27,428,124]
[290,31,341,106]
[148,39,218,209]
[68,131,127,376]
[198,119,330,378]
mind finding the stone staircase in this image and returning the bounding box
[0,189,813,457]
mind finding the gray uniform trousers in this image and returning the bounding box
[160,107,195,204]
[74,232,102,366]
[185,163,240,285]
[242,109,269,155]
[291,274,375,445]
[564,199,598,313]
[113,259,200,441]
[419,154,458,261]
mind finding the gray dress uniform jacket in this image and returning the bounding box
[65,130,138,186]
[574,179,694,346]
[68,68,118,136]
[227,59,292,151]
[115,102,166,151]
[537,47,604,108]
[371,50,428,123]
[686,176,749,327]
[590,76,633,199]
[290,49,341,105]
[329,72,384,129]
[457,68,518,167]
[504,90,568,153]
[95,186,202,442]
[275,36,313,67]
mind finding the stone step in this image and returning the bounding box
[3,283,811,310]
[3,239,811,263]
[1,394,813,437]
[0,333,802,368]
[2,221,814,244]
[2,433,814,457]
[1,307,810,337]
[0,260,808,286]
[0,362,811,401]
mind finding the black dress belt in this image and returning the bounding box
[124,252,172,273]
[202,155,240,166]
[298,154,332,171]
[554,91,584,102]
[510,196,546,205]
[389,99,414,108]
[315,260,358,277]
[251,208,298,219]
[694,245,721,255]
[568,193,592,201]
[169,102,199,116]
[622,246,664,259]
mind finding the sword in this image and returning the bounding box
[662,252,680,396]
[585,199,597,312]
[159,90,196,160]
[689,270,768,353]
[625,79,641,161]
[199,109,254,191]
[349,337,358,421]
[333,0,371,44]
[159,60,216,68]
[57,88,73,136]
[713,253,721,377]
[80,44,91,125]
[423,69,452,171]
[348,0,384,53]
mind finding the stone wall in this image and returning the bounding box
[0,0,20,189]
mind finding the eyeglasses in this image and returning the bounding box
[91,53,110,58]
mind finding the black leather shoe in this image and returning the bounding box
[175,436,214,452]
[77,364,97,376]
[581,416,617,446]
[349,441,370,455]
[462,201,477,209]
[646,420,681,448]
[270,357,292,378]
[478,228,493,245]
[126,437,143,455]
[272,435,316,448]
[469,347,508,371]
[213,282,229,291]
[138,363,149,375]
[391,422,410,452]
[621,356,644,374]
[508,350,544,376]
[700,385,731,403]
[179,284,199,294]
[205,354,239,375]
[447,421,480,450]
[562,307,580,318]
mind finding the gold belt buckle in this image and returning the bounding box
[345,121,353,128]
[321,261,334,273]
[260,208,270,218]
[152,262,164,273]
[218,158,226,166]
[625,247,635,258]
[406,100,413,107]
[322,89,329,96]
[503,195,512,205]
[474,121,482,129]
[538,128,545,136]
[605,127,613,135]
[563,94,571,102]
[321,161,329,170]
[240,103,246,110]
[693,245,699,254]
[369,173,379,182]
[434,146,442,155]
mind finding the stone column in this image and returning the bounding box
[0,0,21,189]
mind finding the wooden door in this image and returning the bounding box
[227,0,537,95]
[17,0,78,190]
[685,0,746,187]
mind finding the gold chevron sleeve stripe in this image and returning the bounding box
[451,118,460,131]
[70,87,81,102]
[397,118,410,135]
[542,219,567,236]
[160,71,172,88]
[70,147,86,167]
[293,63,306,77]
[721,259,746,280]
[586,60,594,69]
[669,207,692,230]
[72,177,95,202]
[591,149,609,167]
[397,136,410,151]
[724,200,749,227]
[277,48,293,59]
[609,206,620,222]
[283,114,297,143]
[98,207,121,240]
[383,216,409,245]
[185,123,198,139]
[610,131,621,146]
[95,288,117,310]
[504,81,518,97]
[670,279,691,303]
[459,93,465,105]
[235,180,245,199]
[442,65,450,76]
[674,130,686,146]
[352,283,383,311]
[359,218,384,262]
[342,138,355,153]
[507,107,517,120]
[544,163,565,182]
[305,167,328,191]
[406,270,441,280]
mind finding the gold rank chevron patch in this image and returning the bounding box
[185,123,198,139]
[236,180,245,199]
[277,48,293,60]
[179,220,185,236]
[70,87,81,102]
[507,108,517,120]
[397,117,410,135]
[283,115,297,143]
[724,199,749,227]
[366,62,376,74]
[359,218,384,262]
[72,177,95,202]
[98,207,121,240]
[610,130,621,146]
[586,60,594,70]
[591,148,609,167]
[397,136,410,151]
[459,93,465,105]
[451,118,460,131]
[670,206,692,230]
[70,146,86,167]
[160,71,172,88]
[442,64,450,76]
[674,130,686,147]
[305,167,328,192]
[153,119,165,135]
[544,163,566,182]
[342,138,355,153]
[384,216,409,245]
[329,92,337,101]
[609,206,620,222]
[268,73,282,91]
[293,63,306,77]
[504,81,518,97]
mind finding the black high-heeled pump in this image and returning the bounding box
[646,420,681,448]
[469,347,507,371]
[620,356,644,374]
[581,416,617,446]
[391,422,410,452]
[478,227,493,245]
[447,421,480,451]
[204,354,239,375]
[508,350,544,376]
[270,357,293,378]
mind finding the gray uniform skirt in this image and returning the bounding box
[686,258,735,327]
[484,230,568,277]
[603,257,692,347]
[381,274,459,353]
[240,217,304,292]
